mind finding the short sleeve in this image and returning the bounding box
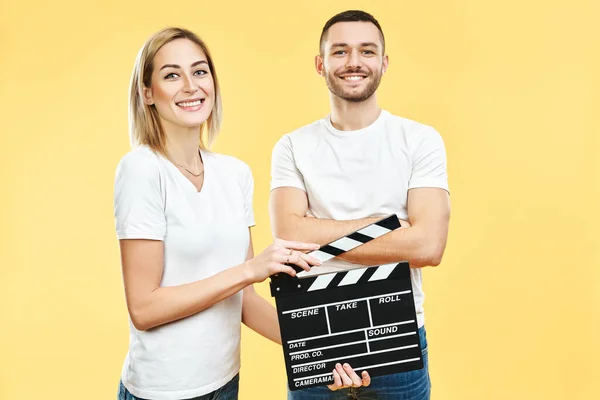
[239,162,256,227]
[113,150,166,240]
[408,127,450,192]
[270,135,306,192]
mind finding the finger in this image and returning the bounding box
[278,239,320,251]
[298,252,322,266]
[328,368,341,390]
[361,371,371,387]
[275,265,297,277]
[275,252,311,272]
[336,363,353,387]
[287,253,311,272]
[276,247,293,257]
[399,218,411,228]
[342,363,362,387]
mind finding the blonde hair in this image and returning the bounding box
[128,27,222,155]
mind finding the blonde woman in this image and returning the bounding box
[113,28,323,400]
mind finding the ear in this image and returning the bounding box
[142,86,154,105]
[315,54,325,77]
[382,54,389,74]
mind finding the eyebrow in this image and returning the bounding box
[330,42,380,49]
[159,60,208,71]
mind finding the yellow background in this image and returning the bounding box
[1,0,598,399]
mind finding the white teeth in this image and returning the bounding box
[344,76,364,81]
[178,100,202,107]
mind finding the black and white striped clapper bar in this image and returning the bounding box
[270,214,423,391]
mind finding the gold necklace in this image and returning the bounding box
[172,149,204,177]
[174,164,204,177]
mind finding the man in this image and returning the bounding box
[269,9,450,400]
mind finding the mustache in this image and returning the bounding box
[335,68,371,76]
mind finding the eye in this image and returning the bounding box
[194,69,208,76]
[333,50,346,55]
[363,50,375,55]
[164,72,179,80]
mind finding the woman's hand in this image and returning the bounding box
[244,239,322,283]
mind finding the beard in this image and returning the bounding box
[324,68,382,103]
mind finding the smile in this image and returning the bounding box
[340,75,367,81]
[175,98,205,111]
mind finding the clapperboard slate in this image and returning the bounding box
[270,215,423,391]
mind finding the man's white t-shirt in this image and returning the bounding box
[114,146,255,400]
[270,110,449,328]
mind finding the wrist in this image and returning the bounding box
[239,261,257,285]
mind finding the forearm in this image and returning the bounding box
[279,215,445,268]
[337,224,446,267]
[241,287,282,344]
[129,264,253,331]
[274,213,381,246]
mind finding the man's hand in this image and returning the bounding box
[327,363,371,391]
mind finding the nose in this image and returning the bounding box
[182,74,198,94]
[345,49,361,69]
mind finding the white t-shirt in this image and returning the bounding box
[114,146,255,400]
[270,110,449,328]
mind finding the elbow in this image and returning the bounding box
[129,308,154,332]
[272,215,302,241]
[425,245,444,266]
[131,319,149,332]
[274,227,296,242]
[427,253,443,267]
[410,243,445,268]
[410,255,441,268]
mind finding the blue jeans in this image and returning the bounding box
[117,374,239,400]
[288,327,430,400]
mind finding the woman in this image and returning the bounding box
[113,27,322,400]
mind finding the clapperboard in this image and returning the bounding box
[270,214,423,391]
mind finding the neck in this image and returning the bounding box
[164,125,203,168]
[329,93,381,131]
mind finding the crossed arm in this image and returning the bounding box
[269,187,450,268]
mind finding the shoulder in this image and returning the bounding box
[383,111,437,134]
[276,118,323,145]
[117,146,161,171]
[383,111,444,145]
[285,119,323,140]
[272,118,325,156]
[208,152,253,182]
[209,152,250,172]
[116,146,163,179]
[114,147,165,202]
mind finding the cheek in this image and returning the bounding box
[324,65,340,77]
[152,85,174,105]
[323,58,339,71]
[367,61,383,73]
[198,78,215,96]
[327,60,344,70]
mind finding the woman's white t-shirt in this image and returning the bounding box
[114,146,255,400]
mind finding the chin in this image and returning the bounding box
[178,113,211,127]
[183,120,207,128]
[339,91,370,102]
